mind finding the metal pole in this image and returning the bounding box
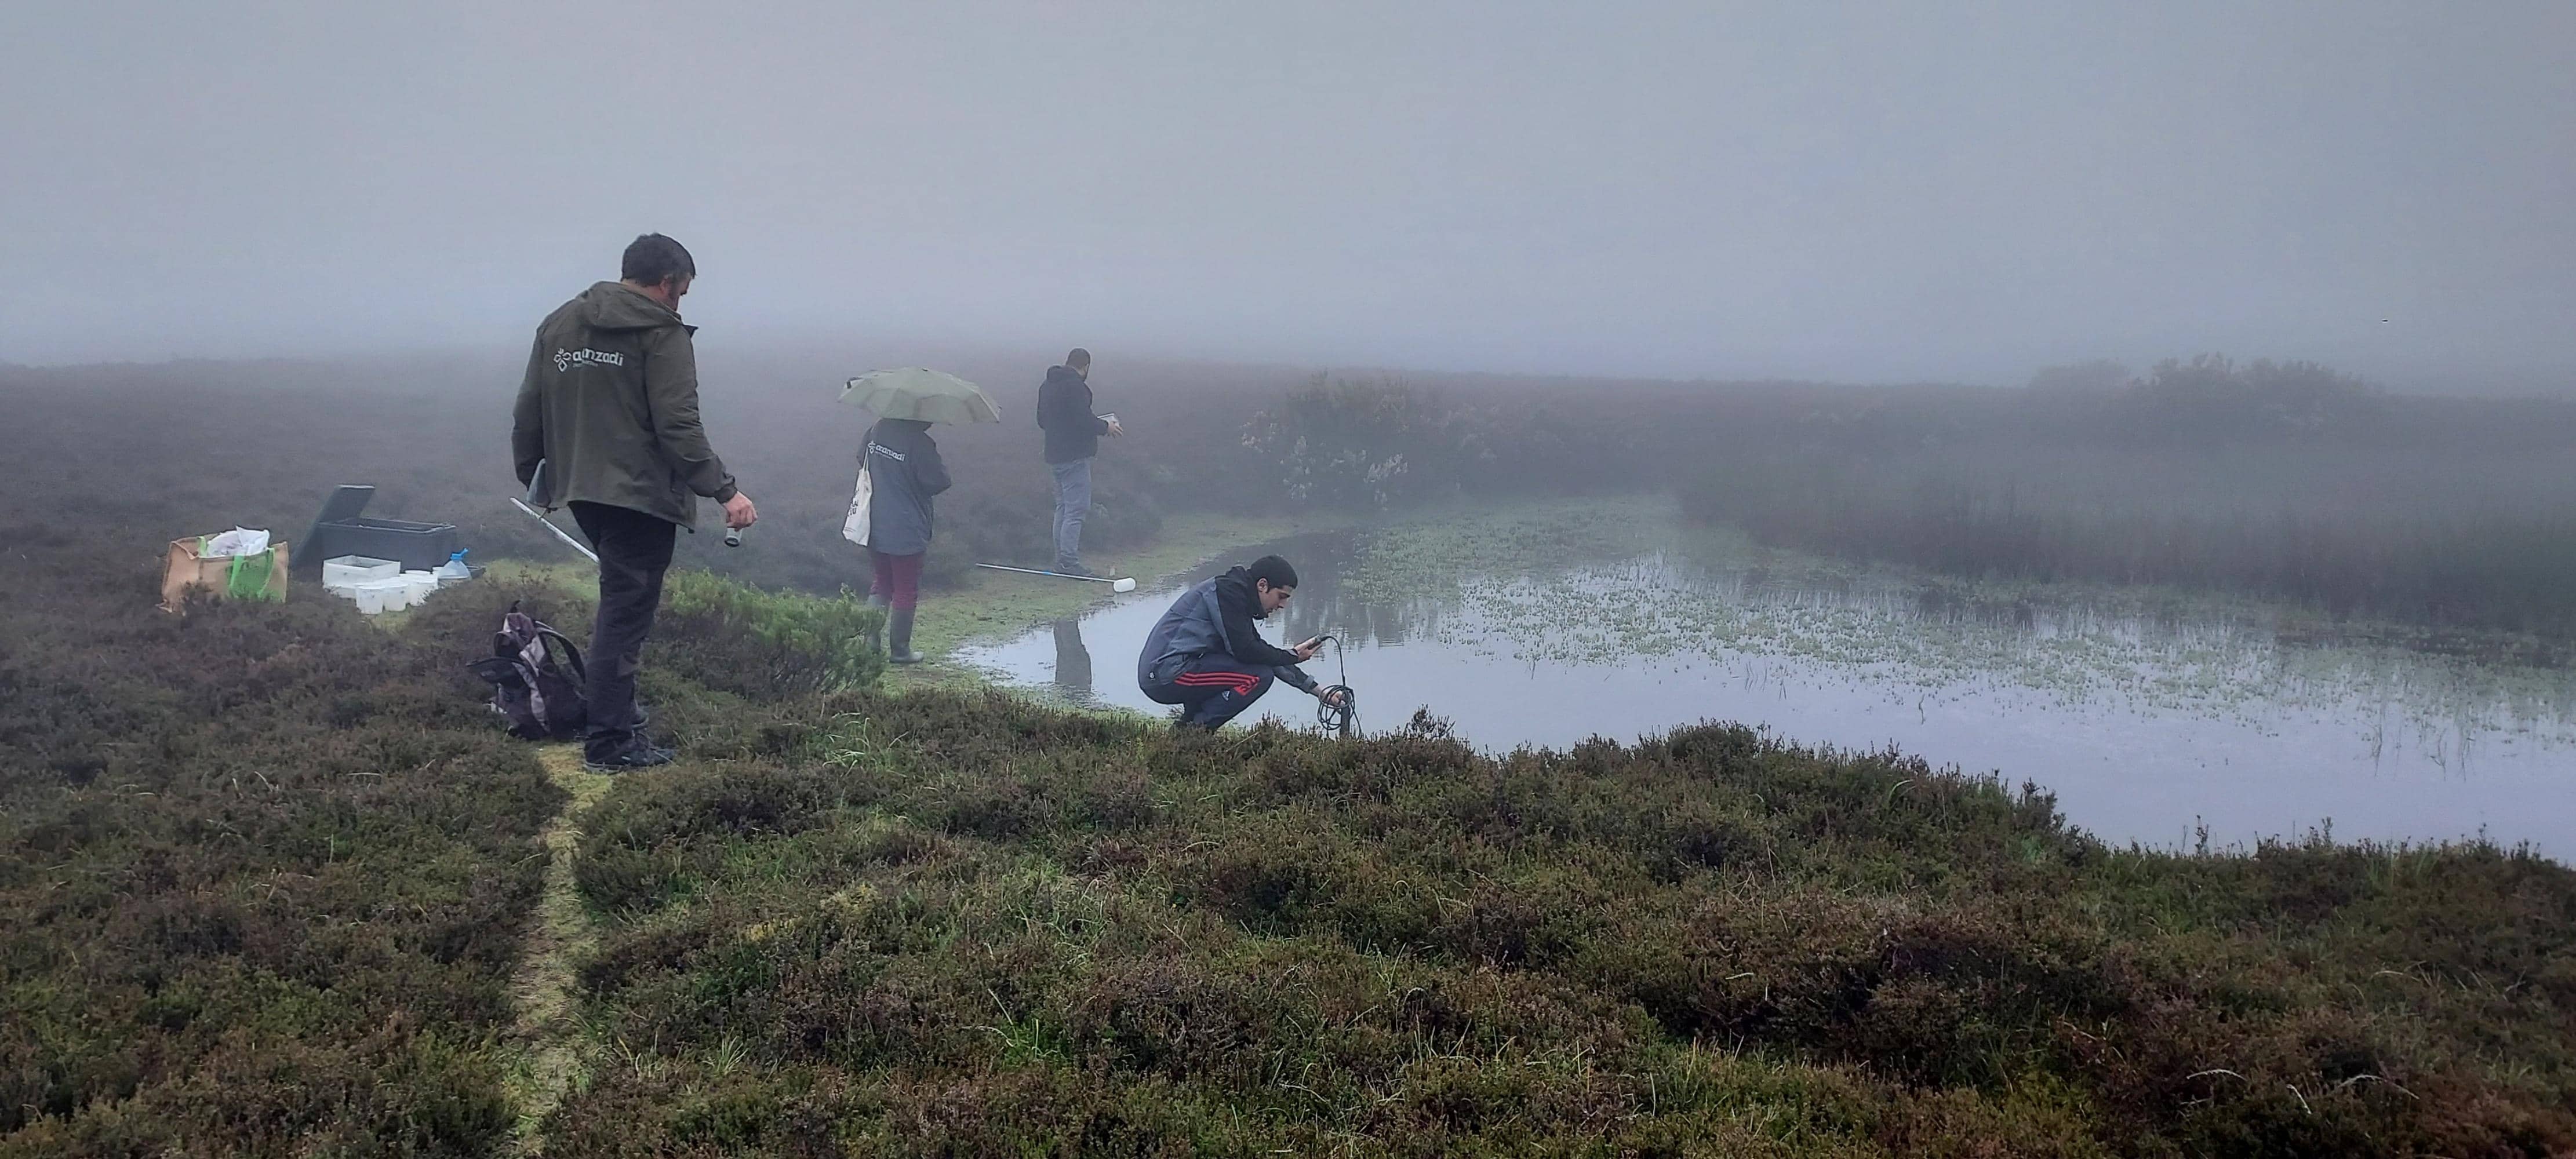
[974,562,1138,592]
[511,498,598,563]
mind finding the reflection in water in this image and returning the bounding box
[1260,536,1442,651]
[958,529,2576,855]
[1050,618,1092,702]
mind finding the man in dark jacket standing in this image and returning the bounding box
[512,233,756,770]
[1035,348,1121,574]
[1136,555,1347,730]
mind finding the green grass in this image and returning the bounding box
[0,544,562,1155]
[7,502,2574,1156]
[495,746,614,1154]
[526,685,2575,1156]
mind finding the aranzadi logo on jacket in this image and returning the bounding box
[552,348,627,373]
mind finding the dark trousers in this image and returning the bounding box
[570,501,676,760]
[1143,654,1277,730]
[869,549,923,611]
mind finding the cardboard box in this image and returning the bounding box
[161,536,289,612]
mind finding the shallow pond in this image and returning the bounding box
[956,503,2576,855]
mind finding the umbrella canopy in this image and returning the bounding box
[838,368,1002,424]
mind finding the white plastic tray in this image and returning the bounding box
[323,555,401,586]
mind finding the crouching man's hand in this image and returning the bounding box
[1316,687,1349,710]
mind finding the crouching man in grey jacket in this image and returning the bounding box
[1136,555,1348,730]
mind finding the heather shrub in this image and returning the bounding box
[545,685,2576,1156]
[657,571,886,697]
[0,536,556,1152]
[7,358,2575,1154]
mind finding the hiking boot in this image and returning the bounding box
[613,705,668,750]
[886,608,925,665]
[584,743,676,773]
[1054,562,1098,578]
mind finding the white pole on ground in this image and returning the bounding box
[974,562,1138,593]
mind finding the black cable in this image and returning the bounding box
[1311,634,1356,737]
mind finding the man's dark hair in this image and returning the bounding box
[1246,555,1298,591]
[621,233,697,286]
[1065,347,1091,370]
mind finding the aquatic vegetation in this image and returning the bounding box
[1343,499,2576,742]
[972,498,2576,851]
[1341,496,1669,603]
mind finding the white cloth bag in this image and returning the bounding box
[841,461,873,547]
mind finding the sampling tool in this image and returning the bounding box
[1307,633,1358,738]
[509,498,598,564]
[521,459,744,552]
[974,562,1138,593]
[509,496,738,557]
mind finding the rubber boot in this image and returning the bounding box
[865,596,888,657]
[886,607,924,665]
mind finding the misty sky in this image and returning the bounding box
[5,1,2570,389]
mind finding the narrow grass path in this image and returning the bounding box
[499,744,614,1155]
[471,513,1333,1139]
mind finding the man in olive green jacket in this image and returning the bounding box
[512,233,756,770]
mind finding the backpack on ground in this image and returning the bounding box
[465,601,588,741]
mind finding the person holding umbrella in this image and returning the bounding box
[841,369,1000,664]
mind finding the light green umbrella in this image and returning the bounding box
[838,368,1002,424]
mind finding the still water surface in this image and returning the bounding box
[957,526,2576,855]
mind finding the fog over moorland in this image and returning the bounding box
[16,6,2576,1155]
[3,0,2571,392]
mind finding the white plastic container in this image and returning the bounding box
[398,571,441,606]
[348,577,409,614]
[324,555,401,587]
